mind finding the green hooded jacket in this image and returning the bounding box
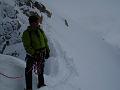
[22,26,49,56]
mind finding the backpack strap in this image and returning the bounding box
[28,30,33,48]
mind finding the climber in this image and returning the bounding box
[22,15,50,90]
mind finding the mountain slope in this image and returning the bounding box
[0,0,120,90]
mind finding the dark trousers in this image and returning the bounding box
[25,55,45,89]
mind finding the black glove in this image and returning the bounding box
[45,48,50,59]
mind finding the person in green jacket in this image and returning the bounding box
[22,15,50,90]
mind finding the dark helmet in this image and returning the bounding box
[29,15,43,24]
[28,15,39,24]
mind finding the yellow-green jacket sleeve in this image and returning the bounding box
[22,31,35,56]
[40,29,50,51]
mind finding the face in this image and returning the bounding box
[31,20,39,28]
[39,16,42,24]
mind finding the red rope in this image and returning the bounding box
[0,72,23,79]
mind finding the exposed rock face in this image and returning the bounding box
[0,0,52,58]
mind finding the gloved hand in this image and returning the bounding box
[44,48,50,59]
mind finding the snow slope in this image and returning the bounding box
[44,12,120,90]
[42,0,120,48]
